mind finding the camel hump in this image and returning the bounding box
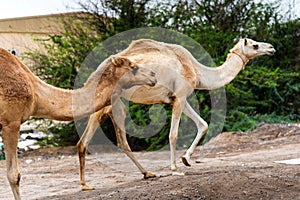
[126,39,164,53]
[0,49,33,101]
[130,39,159,48]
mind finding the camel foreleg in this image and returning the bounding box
[77,106,111,191]
[2,121,21,200]
[169,99,184,172]
[111,97,156,179]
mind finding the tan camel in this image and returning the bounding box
[77,38,276,190]
[0,47,157,200]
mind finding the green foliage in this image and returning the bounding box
[46,122,79,146]
[225,65,300,132]
[26,0,299,148]
[130,104,173,151]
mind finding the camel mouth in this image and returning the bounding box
[267,46,276,55]
[266,49,276,55]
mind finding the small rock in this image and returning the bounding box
[172,172,185,176]
[25,159,33,164]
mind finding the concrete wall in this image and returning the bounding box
[0,13,67,61]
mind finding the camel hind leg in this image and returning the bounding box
[77,106,112,191]
[181,101,208,166]
[2,121,22,200]
[111,98,156,179]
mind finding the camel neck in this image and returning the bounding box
[195,52,246,90]
[31,71,114,121]
[231,51,249,67]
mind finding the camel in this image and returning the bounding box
[77,38,275,190]
[0,47,157,200]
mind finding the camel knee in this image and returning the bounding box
[77,141,86,156]
[203,121,208,131]
[199,121,208,133]
[117,142,131,152]
[169,133,178,145]
[7,172,21,186]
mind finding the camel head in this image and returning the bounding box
[110,56,157,89]
[231,38,276,60]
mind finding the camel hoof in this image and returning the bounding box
[82,185,95,191]
[143,172,156,179]
[182,156,191,167]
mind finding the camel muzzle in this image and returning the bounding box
[267,48,276,55]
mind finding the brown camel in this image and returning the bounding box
[77,38,275,190]
[0,47,157,200]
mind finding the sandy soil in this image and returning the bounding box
[0,123,299,200]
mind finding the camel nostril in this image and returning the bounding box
[150,80,156,86]
[151,71,156,77]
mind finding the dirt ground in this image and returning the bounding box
[0,123,299,200]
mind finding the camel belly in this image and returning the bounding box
[121,85,174,104]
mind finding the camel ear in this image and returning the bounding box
[111,56,131,67]
[244,38,248,46]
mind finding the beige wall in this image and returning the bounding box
[0,33,47,55]
[0,13,67,61]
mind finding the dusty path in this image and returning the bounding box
[0,124,299,199]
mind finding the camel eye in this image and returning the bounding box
[132,66,139,75]
[253,44,259,50]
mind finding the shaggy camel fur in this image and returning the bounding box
[77,38,276,190]
[0,48,157,200]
